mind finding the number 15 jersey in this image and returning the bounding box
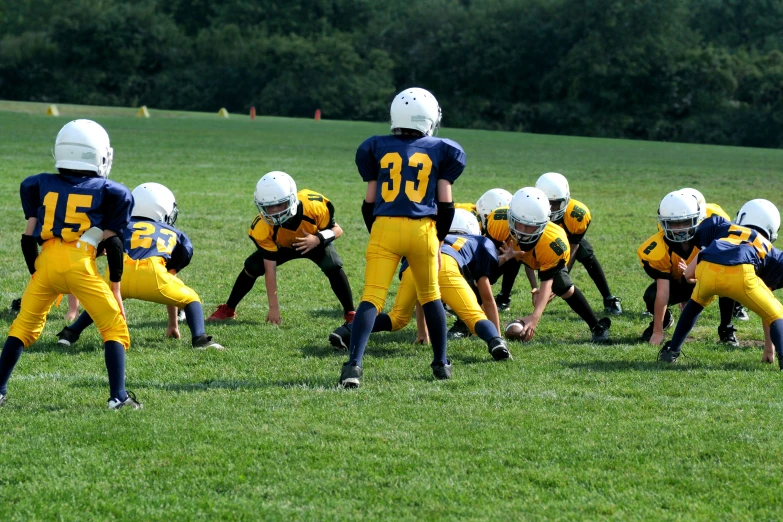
[355,134,466,218]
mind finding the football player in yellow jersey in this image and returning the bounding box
[502,188,611,342]
[208,171,355,327]
[535,172,622,315]
[639,190,739,346]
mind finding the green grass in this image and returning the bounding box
[1,100,783,520]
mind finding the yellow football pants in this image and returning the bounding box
[108,256,200,307]
[361,216,441,311]
[388,254,488,333]
[9,239,129,348]
[693,261,783,324]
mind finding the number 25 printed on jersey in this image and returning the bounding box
[380,152,433,204]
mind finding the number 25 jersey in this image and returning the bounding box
[355,134,466,218]
[124,217,194,268]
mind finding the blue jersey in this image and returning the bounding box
[758,248,783,290]
[20,173,132,243]
[401,234,499,283]
[124,217,194,270]
[693,215,773,269]
[356,134,465,218]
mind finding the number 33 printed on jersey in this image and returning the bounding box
[380,152,433,204]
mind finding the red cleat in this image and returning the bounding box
[207,304,237,322]
[344,311,356,324]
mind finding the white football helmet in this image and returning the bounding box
[508,187,551,245]
[476,188,513,229]
[254,171,298,226]
[54,119,114,178]
[736,199,780,242]
[449,208,481,236]
[679,188,707,222]
[658,191,700,242]
[535,172,570,221]
[390,87,441,136]
[131,183,178,225]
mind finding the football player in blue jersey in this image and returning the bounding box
[658,199,783,366]
[339,87,464,388]
[57,183,223,350]
[0,119,141,410]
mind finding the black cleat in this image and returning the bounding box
[56,327,80,346]
[657,341,680,363]
[590,317,611,343]
[10,298,21,314]
[718,324,739,347]
[108,390,143,410]
[494,293,512,311]
[640,310,674,342]
[431,359,453,380]
[733,303,749,321]
[447,319,471,340]
[192,334,225,350]
[338,362,362,388]
[488,337,512,361]
[603,296,623,315]
[329,323,352,351]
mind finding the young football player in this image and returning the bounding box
[338,87,464,388]
[57,183,223,350]
[535,172,622,315]
[331,209,511,361]
[502,187,611,343]
[476,188,514,310]
[0,119,140,410]
[638,190,738,346]
[208,171,355,327]
[658,199,783,365]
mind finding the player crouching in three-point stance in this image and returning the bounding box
[503,187,611,343]
[331,209,511,361]
[208,171,355,327]
[0,119,141,410]
[338,87,464,388]
[58,183,223,350]
[658,199,783,365]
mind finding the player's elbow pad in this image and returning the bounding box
[20,234,38,275]
[104,235,125,282]
[436,202,455,242]
[361,200,376,233]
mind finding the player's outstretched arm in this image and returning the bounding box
[763,321,775,364]
[477,276,500,335]
[650,279,670,345]
[520,278,554,342]
[166,305,181,339]
[263,258,281,324]
[684,253,699,283]
[21,217,38,275]
[567,243,580,272]
[103,229,126,322]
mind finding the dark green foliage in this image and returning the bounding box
[1,0,782,146]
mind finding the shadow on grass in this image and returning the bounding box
[562,359,772,373]
[26,340,101,355]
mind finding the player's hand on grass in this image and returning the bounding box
[166,325,181,339]
[267,307,281,325]
[649,331,664,345]
[519,315,538,342]
[293,232,321,254]
[762,347,775,364]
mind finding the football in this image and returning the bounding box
[504,319,526,341]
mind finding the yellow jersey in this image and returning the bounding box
[637,230,698,281]
[484,206,512,244]
[555,198,591,243]
[512,222,570,279]
[248,189,334,252]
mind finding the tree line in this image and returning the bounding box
[1,0,782,147]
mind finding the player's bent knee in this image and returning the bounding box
[551,271,575,297]
[243,253,266,278]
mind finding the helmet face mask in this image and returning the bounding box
[658,191,700,242]
[736,199,780,243]
[131,182,178,224]
[254,171,299,226]
[535,172,570,221]
[390,88,441,137]
[476,188,513,229]
[54,119,114,178]
[508,187,551,246]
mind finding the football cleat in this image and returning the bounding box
[494,293,512,311]
[640,310,674,342]
[733,303,749,321]
[192,334,225,350]
[0,393,6,407]
[590,317,611,343]
[207,304,236,322]
[329,323,352,351]
[177,309,186,323]
[657,342,680,363]
[718,324,739,347]
[10,298,21,314]
[603,296,623,315]
[338,362,362,389]
[431,360,453,380]
[488,337,512,361]
[108,390,142,410]
[447,319,471,340]
[56,327,80,346]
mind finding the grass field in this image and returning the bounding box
[1,100,783,520]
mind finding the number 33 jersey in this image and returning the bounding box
[124,217,194,267]
[355,135,466,218]
[20,173,132,242]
